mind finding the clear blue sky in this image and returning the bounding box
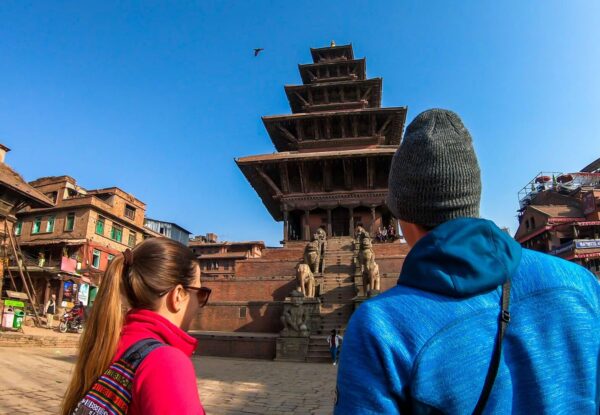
[2,1,599,246]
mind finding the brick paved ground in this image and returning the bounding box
[0,347,337,415]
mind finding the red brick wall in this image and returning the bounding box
[202,278,295,302]
[193,333,277,359]
[192,301,284,332]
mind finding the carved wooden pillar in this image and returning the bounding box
[283,209,289,241]
[349,207,354,236]
[303,210,310,241]
[370,206,376,235]
[327,209,333,237]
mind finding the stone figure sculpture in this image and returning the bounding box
[357,232,375,275]
[304,239,320,273]
[296,263,316,298]
[362,259,381,297]
[280,290,310,337]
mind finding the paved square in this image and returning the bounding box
[0,347,337,415]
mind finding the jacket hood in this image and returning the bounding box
[398,218,522,298]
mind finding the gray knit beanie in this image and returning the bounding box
[387,109,481,228]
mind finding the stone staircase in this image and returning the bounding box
[307,237,356,363]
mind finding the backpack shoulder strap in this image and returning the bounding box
[472,280,511,415]
[120,338,165,370]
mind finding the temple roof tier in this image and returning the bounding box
[284,78,382,113]
[262,107,407,152]
[310,44,354,63]
[237,147,396,220]
[298,58,366,84]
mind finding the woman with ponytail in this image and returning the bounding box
[61,237,209,415]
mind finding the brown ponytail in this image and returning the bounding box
[61,238,198,415]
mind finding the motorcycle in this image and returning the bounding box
[58,310,84,334]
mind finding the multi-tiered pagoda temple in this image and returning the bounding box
[194,44,409,361]
[237,43,407,241]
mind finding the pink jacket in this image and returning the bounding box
[114,309,205,415]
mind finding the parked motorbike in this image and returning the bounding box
[58,310,84,334]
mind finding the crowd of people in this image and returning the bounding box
[374,224,397,243]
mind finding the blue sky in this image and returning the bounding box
[1,1,599,246]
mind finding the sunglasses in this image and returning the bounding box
[158,286,211,308]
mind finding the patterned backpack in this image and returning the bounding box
[73,338,164,415]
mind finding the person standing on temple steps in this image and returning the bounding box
[327,329,343,366]
[334,109,600,414]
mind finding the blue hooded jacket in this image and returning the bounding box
[335,218,600,414]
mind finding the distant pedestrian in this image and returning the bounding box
[327,329,343,366]
[61,238,210,415]
[44,294,57,329]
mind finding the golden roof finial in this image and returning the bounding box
[330,40,336,47]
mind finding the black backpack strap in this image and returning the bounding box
[120,338,165,370]
[472,280,511,415]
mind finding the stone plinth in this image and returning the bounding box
[276,292,321,361]
[275,336,310,362]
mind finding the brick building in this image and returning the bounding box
[0,145,54,297]
[515,159,600,278]
[12,176,149,309]
[193,44,409,360]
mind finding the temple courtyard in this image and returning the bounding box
[0,347,337,415]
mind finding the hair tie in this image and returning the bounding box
[123,249,133,266]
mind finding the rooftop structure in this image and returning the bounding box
[515,159,600,278]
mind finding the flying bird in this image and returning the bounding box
[254,48,264,57]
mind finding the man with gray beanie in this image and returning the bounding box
[334,109,599,414]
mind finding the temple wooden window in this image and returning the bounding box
[14,221,22,236]
[64,212,75,232]
[331,159,345,190]
[288,163,302,193]
[374,157,389,188]
[239,306,247,318]
[352,159,367,189]
[308,162,323,191]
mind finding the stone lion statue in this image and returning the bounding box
[304,239,320,274]
[362,259,380,297]
[296,263,316,298]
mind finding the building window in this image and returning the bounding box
[531,217,536,229]
[14,221,22,236]
[46,216,55,233]
[128,231,137,247]
[32,217,42,234]
[92,249,101,269]
[239,306,247,318]
[96,216,105,235]
[111,224,123,242]
[224,261,230,270]
[65,212,75,232]
[124,205,136,220]
[107,254,115,263]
